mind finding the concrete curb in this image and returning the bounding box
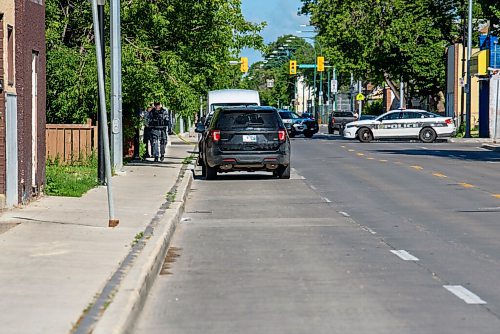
[482,144,500,152]
[447,138,494,143]
[93,165,194,334]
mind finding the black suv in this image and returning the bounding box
[196,106,291,179]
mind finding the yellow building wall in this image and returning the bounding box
[456,45,480,127]
[0,0,16,95]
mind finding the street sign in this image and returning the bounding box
[331,79,338,93]
[266,79,274,88]
[356,93,365,101]
[298,64,316,69]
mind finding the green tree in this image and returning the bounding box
[46,0,265,129]
[300,0,461,108]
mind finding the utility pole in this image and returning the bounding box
[91,0,118,227]
[111,0,123,170]
[465,0,473,138]
[97,0,105,184]
[358,80,363,117]
[333,67,337,112]
[319,71,323,121]
[400,77,405,109]
[350,72,354,113]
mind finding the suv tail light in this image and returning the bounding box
[445,118,453,125]
[278,129,286,141]
[211,130,221,142]
[331,117,336,124]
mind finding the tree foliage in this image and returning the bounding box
[300,0,461,105]
[242,35,315,109]
[46,0,265,126]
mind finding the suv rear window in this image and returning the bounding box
[216,110,280,131]
[333,112,354,117]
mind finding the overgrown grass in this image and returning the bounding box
[45,155,99,197]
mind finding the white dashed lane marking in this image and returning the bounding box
[338,211,350,217]
[390,250,419,261]
[443,285,487,305]
[322,197,332,203]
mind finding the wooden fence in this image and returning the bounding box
[46,119,97,163]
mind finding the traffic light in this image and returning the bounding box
[289,60,297,75]
[240,57,249,73]
[317,56,325,72]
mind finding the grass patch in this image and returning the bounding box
[45,155,99,197]
[166,191,176,202]
[182,154,195,165]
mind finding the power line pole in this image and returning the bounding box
[111,0,123,170]
[91,0,118,227]
[465,0,473,138]
[97,0,105,185]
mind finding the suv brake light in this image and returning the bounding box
[445,118,453,125]
[211,130,221,142]
[331,117,336,124]
[278,129,286,141]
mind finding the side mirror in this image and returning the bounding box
[195,123,206,133]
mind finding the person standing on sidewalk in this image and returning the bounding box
[150,102,169,162]
[142,105,153,158]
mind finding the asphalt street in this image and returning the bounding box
[133,130,500,334]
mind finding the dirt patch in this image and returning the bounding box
[160,247,181,275]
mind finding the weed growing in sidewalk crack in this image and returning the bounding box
[166,191,176,202]
[131,231,144,246]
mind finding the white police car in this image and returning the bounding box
[344,109,456,143]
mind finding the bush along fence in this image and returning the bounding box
[46,119,97,164]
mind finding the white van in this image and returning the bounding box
[207,89,260,117]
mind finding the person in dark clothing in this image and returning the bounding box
[142,105,153,158]
[149,102,169,162]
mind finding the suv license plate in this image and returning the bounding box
[243,135,257,143]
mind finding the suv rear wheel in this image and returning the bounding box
[205,162,217,180]
[274,164,290,179]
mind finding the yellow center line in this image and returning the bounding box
[433,173,448,178]
[379,159,388,162]
[458,183,475,188]
[348,149,355,152]
[394,161,402,165]
[492,194,500,199]
[411,165,424,170]
[357,153,365,156]
[341,145,346,148]
[366,157,375,160]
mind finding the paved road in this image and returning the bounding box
[133,132,500,334]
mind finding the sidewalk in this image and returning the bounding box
[0,136,195,334]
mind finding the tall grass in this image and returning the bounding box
[45,154,99,197]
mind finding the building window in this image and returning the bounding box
[7,25,14,86]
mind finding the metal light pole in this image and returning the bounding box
[111,0,123,170]
[97,0,105,184]
[465,0,473,138]
[400,77,405,109]
[91,0,118,227]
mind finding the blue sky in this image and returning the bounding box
[241,0,309,65]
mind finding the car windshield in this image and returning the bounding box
[217,110,279,130]
[279,112,300,119]
[211,103,258,112]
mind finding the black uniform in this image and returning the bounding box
[149,108,169,161]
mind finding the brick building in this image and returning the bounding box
[0,0,45,209]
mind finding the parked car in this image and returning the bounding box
[196,106,291,179]
[300,113,319,138]
[328,111,357,134]
[343,109,456,143]
[278,110,305,137]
